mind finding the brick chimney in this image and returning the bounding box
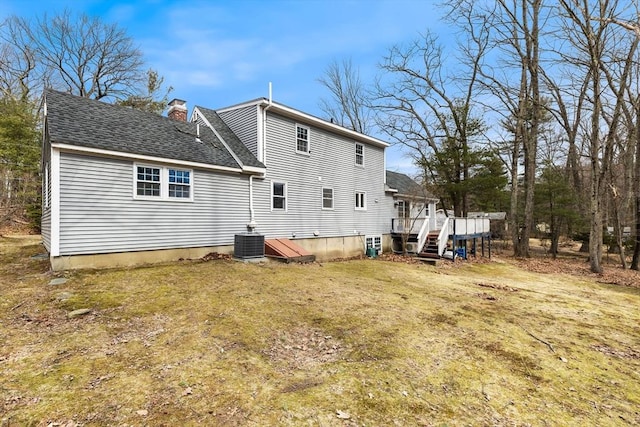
[167,98,187,121]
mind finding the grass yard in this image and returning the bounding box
[1,235,639,426]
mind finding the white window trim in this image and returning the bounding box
[295,123,310,155]
[271,180,288,211]
[133,163,194,202]
[365,235,383,254]
[322,187,334,210]
[355,191,367,211]
[355,143,364,167]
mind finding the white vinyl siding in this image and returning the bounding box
[57,153,250,255]
[245,111,392,239]
[217,105,259,157]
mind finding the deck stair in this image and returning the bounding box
[264,239,316,263]
[417,232,441,259]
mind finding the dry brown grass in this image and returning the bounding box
[1,235,639,426]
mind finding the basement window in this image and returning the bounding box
[365,235,382,254]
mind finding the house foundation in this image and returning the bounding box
[49,234,393,271]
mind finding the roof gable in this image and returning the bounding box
[194,106,264,169]
[44,89,246,170]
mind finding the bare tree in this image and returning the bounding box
[0,18,43,101]
[557,0,637,272]
[2,10,145,101]
[634,98,640,270]
[594,7,640,270]
[317,58,373,134]
[372,5,490,217]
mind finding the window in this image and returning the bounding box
[355,143,364,166]
[355,192,366,210]
[136,166,161,197]
[397,200,409,218]
[322,187,334,209]
[43,163,50,208]
[296,124,310,154]
[272,181,287,210]
[168,169,191,198]
[134,164,193,201]
[366,235,382,254]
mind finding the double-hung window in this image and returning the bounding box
[272,181,287,210]
[322,187,334,210]
[168,169,191,198]
[355,143,364,166]
[296,124,310,154]
[136,166,161,197]
[134,164,193,201]
[355,191,366,210]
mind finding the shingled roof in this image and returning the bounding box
[386,170,436,199]
[44,89,261,171]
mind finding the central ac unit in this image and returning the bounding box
[234,233,264,259]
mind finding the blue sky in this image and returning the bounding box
[1,0,445,173]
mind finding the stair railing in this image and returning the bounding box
[437,217,451,256]
[416,215,431,254]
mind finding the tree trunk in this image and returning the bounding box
[632,98,640,270]
[589,172,603,273]
[509,138,521,255]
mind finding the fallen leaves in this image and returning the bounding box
[336,410,351,419]
[514,257,640,288]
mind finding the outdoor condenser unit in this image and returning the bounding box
[234,233,265,259]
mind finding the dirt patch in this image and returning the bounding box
[592,344,640,359]
[264,326,344,370]
[477,282,519,292]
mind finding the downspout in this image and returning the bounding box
[247,175,257,231]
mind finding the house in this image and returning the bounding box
[386,170,439,253]
[41,89,434,270]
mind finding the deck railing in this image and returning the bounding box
[451,217,490,236]
[392,216,490,256]
[416,217,431,254]
[437,217,450,256]
[391,217,426,234]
